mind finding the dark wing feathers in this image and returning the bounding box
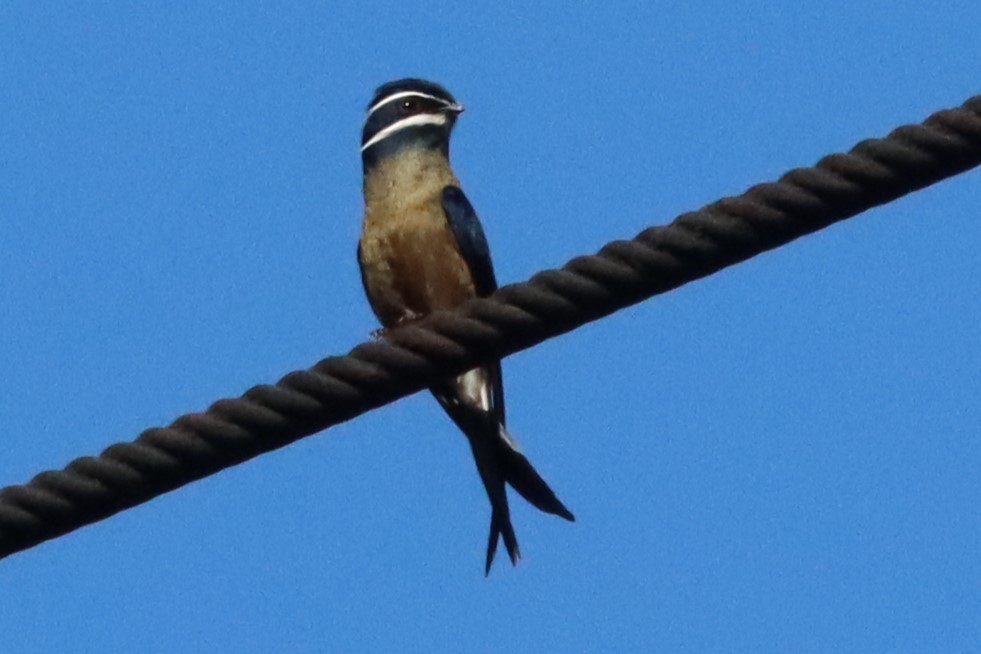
[440,185,506,423]
[441,185,497,298]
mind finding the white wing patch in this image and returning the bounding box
[452,367,523,452]
[456,368,492,412]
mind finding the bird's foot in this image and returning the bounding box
[396,310,423,326]
[370,311,423,341]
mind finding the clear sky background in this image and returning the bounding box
[1,2,979,652]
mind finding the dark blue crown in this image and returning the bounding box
[368,78,456,110]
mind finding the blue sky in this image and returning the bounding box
[2,2,980,652]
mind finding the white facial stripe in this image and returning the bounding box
[367,91,448,116]
[360,112,448,152]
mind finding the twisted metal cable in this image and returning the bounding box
[2,95,980,561]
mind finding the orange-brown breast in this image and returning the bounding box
[359,149,475,327]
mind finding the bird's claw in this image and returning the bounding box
[395,310,422,327]
[370,311,422,341]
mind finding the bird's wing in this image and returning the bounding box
[441,185,497,297]
[441,185,505,423]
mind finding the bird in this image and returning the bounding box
[357,78,575,574]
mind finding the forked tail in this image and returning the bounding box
[469,423,575,575]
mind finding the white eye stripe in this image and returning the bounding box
[366,91,449,116]
[360,112,448,152]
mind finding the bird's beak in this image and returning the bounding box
[444,102,465,115]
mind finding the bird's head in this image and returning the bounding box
[361,78,464,171]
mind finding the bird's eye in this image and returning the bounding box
[399,99,417,114]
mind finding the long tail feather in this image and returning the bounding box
[499,436,576,522]
[468,430,521,574]
[484,509,520,576]
[432,382,573,574]
[470,423,574,573]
